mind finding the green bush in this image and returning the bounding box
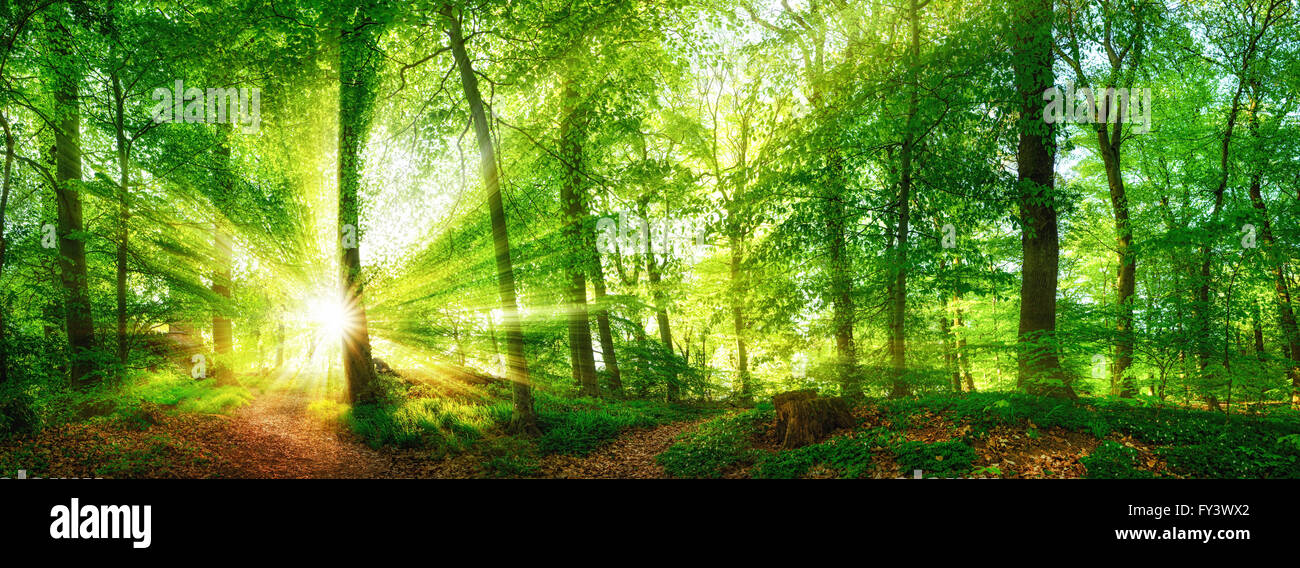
[534,392,712,455]
[1081,441,1152,479]
[752,432,876,479]
[657,406,772,478]
[894,440,976,478]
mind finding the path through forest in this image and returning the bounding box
[205,390,702,479]
[213,391,391,478]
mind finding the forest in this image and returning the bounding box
[0,0,1298,480]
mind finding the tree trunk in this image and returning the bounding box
[1011,0,1074,399]
[445,5,538,435]
[887,0,924,400]
[0,113,12,384]
[644,218,678,401]
[729,231,751,402]
[110,74,131,373]
[825,149,858,397]
[559,81,599,397]
[1244,100,1300,407]
[212,226,234,383]
[772,390,854,449]
[211,125,235,384]
[50,19,97,388]
[1096,121,1136,397]
[337,3,379,403]
[591,261,623,397]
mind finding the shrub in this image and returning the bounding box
[1082,441,1152,479]
[657,406,772,478]
[752,432,875,479]
[894,440,976,478]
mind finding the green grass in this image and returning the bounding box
[894,440,977,478]
[1081,441,1152,479]
[657,405,773,478]
[347,397,510,451]
[334,378,716,456]
[127,372,254,415]
[535,392,716,455]
[751,429,884,479]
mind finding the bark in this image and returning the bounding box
[110,73,131,372]
[825,149,858,397]
[50,20,97,387]
[1193,2,1278,369]
[955,300,975,392]
[0,113,12,383]
[338,3,379,403]
[1096,119,1136,397]
[1244,97,1300,407]
[445,5,538,435]
[1011,0,1074,399]
[211,127,234,385]
[727,116,752,402]
[559,81,599,397]
[644,217,678,401]
[888,0,923,399]
[591,261,623,397]
[729,231,751,401]
[772,390,854,449]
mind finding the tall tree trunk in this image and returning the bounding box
[110,74,131,373]
[1096,119,1136,397]
[559,81,599,397]
[727,118,752,403]
[212,226,234,383]
[337,3,379,403]
[1011,0,1074,399]
[644,215,678,402]
[275,317,285,369]
[0,112,13,384]
[590,261,623,397]
[1193,3,1276,369]
[729,231,751,402]
[445,5,538,434]
[888,0,923,399]
[50,19,97,388]
[1244,95,1300,407]
[211,126,235,384]
[955,302,975,392]
[825,148,858,397]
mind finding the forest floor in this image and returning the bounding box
[5,371,1298,479]
[0,387,716,479]
[206,391,715,478]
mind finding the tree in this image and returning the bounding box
[1011,0,1075,399]
[337,0,383,403]
[443,3,539,435]
[45,10,98,388]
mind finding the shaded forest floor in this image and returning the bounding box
[0,386,717,479]
[5,367,1300,479]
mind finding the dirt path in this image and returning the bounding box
[535,417,712,479]
[204,392,709,479]
[210,392,392,478]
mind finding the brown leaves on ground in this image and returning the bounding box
[898,410,968,444]
[1,391,722,479]
[970,424,1098,478]
[537,417,714,479]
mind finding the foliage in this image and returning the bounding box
[657,405,773,478]
[894,440,977,478]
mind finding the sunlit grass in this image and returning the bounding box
[126,370,254,415]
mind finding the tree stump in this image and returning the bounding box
[773,390,855,449]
